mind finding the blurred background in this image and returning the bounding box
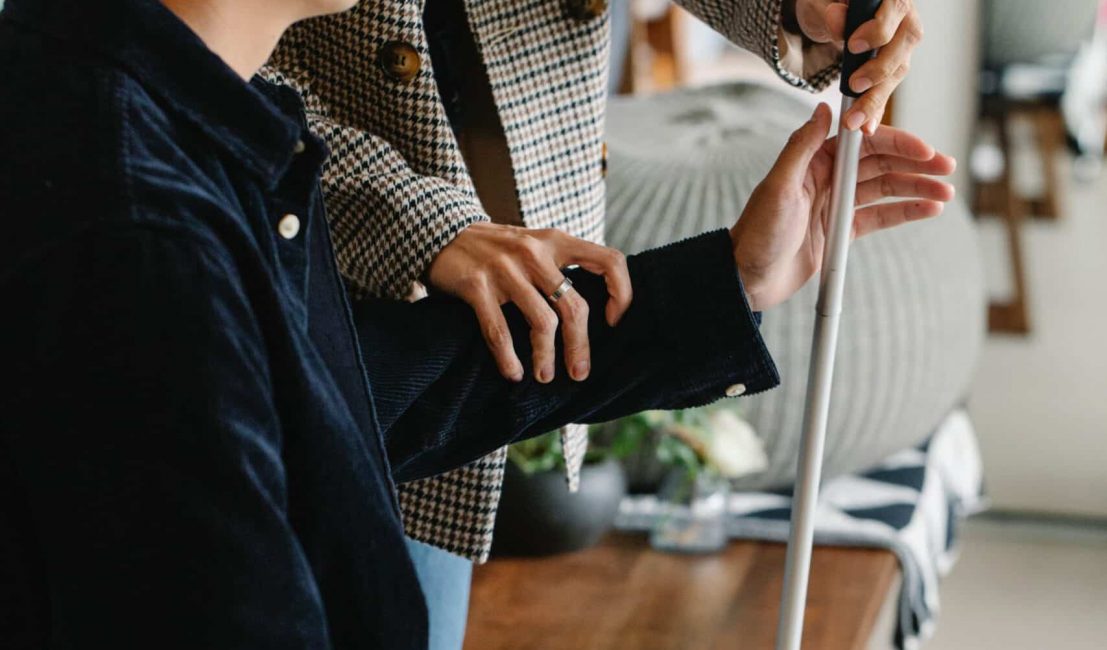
[472,1,1107,649]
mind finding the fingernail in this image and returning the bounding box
[537,366,552,384]
[850,39,871,54]
[845,111,866,131]
[809,103,828,124]
[864,119,879,136]
[852,76,873,93]
[572,360,590,381]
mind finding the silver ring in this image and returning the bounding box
[548,276,574,303]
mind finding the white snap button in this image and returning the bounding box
[725,383,747,397]
[278,214,301,240]
[293,139,306,155]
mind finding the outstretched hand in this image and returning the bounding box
[730,102,956,312]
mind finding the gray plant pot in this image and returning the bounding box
[491,459,627,557]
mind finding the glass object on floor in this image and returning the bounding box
[650,469,729,554]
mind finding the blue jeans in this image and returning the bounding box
[404,538,473,650]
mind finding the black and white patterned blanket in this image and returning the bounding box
[614,409,986,650]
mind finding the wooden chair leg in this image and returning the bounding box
[987,195,1032,334]
[1028,107,1063,220]
[988,114,1032,335]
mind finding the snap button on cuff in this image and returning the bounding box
[725,383,747,397]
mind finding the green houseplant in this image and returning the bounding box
[493,407,767,556]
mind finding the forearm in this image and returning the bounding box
[354,230,779,481]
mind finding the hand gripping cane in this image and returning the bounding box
[774,2,883,650]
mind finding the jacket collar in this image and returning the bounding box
[4,0,305,187]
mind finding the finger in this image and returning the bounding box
[822,122,936,159]
[533,258,591,381]
[847,14,918,95]
[506,276,560,384]
[843,75,898,132]
[470,288,523,382]
[551,234,632,326]
[865,117,881,137]
[846,71,915,136]
[848,0,912,53]
[853,199,944,238]
[860,78,897,135]
[858,152,957,182]
[770,103,834,186]
[797,0,837,43]
[506,232,561,382]
[553,287,591,382]
[859,124,935,159]
[855,172,955,206]
[825,1,847,42]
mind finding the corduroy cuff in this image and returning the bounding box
[626,229,781,404]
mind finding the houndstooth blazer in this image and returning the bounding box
[266,0,838,562]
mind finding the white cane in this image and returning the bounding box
[774,2,884,649]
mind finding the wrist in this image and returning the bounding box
[736,264,765,313]
[425,220,482,289]
[730,227,764,313]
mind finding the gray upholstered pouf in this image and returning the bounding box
[605,83,986,489]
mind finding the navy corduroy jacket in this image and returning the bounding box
[0,0,778,648]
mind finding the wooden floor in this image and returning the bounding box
[465,533,897,650]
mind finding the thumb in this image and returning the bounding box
[824,1,848,43]
[769,103,833,186]
[797,0,837,43]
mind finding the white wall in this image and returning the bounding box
[895,0,982,193]
[969,157,1107,519]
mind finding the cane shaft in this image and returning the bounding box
[774,96,864,650]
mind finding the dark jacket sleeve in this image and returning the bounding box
[352,230,780,482]
[1,228,331,649]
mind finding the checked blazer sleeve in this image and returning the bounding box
[262,21,490,301]
[677,0,842,92]
[306,114,489,299]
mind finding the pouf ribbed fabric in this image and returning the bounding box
[605,82,986,488]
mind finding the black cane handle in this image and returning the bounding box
[840,0,883,98]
